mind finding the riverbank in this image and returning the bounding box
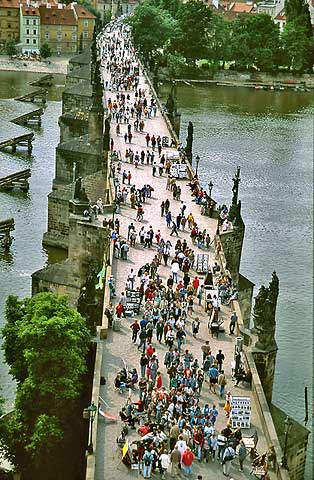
[0,54,69,74]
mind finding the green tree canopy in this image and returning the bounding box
[128,1,178,61]
[0,292,90,478]
[230,13,281,71]
[171,0,212,64]
[283,0,314,71]
[40,42,52,59]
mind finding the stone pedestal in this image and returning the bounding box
[69,199,89,216]
[252,346,278,404]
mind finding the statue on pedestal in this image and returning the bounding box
[166,81,177,116]
[103,117,110,151]
[185,121,193,162]
[253,271,279,351]
[231,166,241,206]
[74,177,89,203]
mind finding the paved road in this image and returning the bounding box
[94,27,269,480]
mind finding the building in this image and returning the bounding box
[19,5,40,54]
[72,3,96,51]
[39,4,78,54]
[0,0,20,44]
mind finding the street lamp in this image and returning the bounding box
[195,155,200,177]
[83,401,97,454]
[281,415,292,469]
[208,180,213,199]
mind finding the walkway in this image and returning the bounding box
[94,25,269,480]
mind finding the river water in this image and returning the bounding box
[172,83,313,476]
[0,71,64,408]
[0,73,313,474]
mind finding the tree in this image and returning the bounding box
[207,13,232,68]
[0,292,90,479]
[283,0,313,71]
[5,39,17,57]
[127,2,178,63]
[230,14,281,71]
[40,42,52,59]
[172,0,212,64]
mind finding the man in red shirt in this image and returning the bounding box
[181,447,195,476]
[192,276,200,294]
[130,319,140,343]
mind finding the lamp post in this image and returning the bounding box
[83,401,97,454]
[281,415,292,469]
[208,180,213,199]
[195,155,200,178]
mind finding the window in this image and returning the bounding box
[7,10,11,16]
[26,38,30,44]
[26,19,29,25]
[45,32,49,39]
[7,23,11,28]
[26,29,29,35]
[72,44,76,51]
[33,39,36,44]
[72,26,76,31]
[33,19,36,25]
[33,29,36,35]
[83,19,88,27]
[83,31,88,38]
[57,34,62,42]
[72,33,76,40]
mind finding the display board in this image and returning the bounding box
[170,163,187,179]
[162,136,169,147]
[125,290,142,314]
[231,396,251,429]
[196,253,209,273]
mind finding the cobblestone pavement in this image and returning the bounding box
[94,49,269,480]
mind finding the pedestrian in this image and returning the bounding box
[192,317,200,337]
[218,370,227,398]
[216,349,225,372]
[170,221,179,236]
[222,445,235,476]
[229,311,238,334]
[142,448,154,479]
[170,446,181,477]
[238,440,247,471]
[130,319,140,343]
[181,447,194,476]
[159,450,170,480]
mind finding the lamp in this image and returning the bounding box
[195,155,200,177]
[281,415,292,469]
[83,401,97,454]
[208,180,213,199]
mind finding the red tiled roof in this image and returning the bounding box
[22,6,40,16]
[39,5,76,25]
[230,2,254,12]
[275,14,286,20]
[0,0,19,9]
[73,4,96,19]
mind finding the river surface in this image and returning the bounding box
[171,83,313,476]
[0,73,313,475]
[0,71,64,408]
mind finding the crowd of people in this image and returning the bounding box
[97,20,271,480]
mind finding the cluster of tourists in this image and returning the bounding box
[97,19,272,480]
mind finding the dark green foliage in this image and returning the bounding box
[127,2,178,60]
[40,42,52,59]
[171,0,212,64]
[5,39,17,57]
[283,0,314,71]
[0,292,90,479]
[230,14,281,71]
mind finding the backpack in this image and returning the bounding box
[224,448,234,462]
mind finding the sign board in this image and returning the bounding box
[196,253,209,273]
[125,290,142,314]
[162,136,169,147]
[170,163,187,179]
[231,396,251,429]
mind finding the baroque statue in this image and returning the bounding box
[74,177,89,203]
[253,271,279,351]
